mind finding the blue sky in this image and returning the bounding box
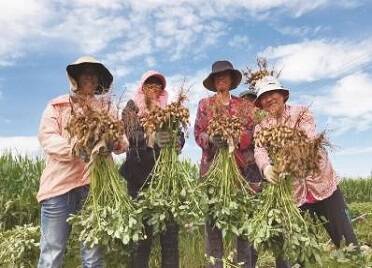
[0,0,371,177]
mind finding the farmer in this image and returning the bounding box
[194,60,269,268]
[119,71,184,268]
[253,76,358,260]
[37,56,128,268]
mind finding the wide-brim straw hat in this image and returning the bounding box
[203,60,242,91]
[66,56,113,95]
[254,76,289,108]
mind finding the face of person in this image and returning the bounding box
[77,66,98,96]
[214,71,232,93]
[259,91,286,117]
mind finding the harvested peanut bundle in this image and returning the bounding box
[206,114,244,152]
[254,125,327,179]
[200,148,256,237]
[248,179,322,266]
[249,122,328,265]
[138,89,204,233]
[68,156,144,248]
[140,91,189,137]
[121,99,141,140]
[66,98,143,248]
[242,57,278,90]
[65,101,124,162]
[201,112,256,238]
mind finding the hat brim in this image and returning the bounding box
[66,62,113,95]
[255,89,289,109]
[203,69,242,92]
[144,74,166,90]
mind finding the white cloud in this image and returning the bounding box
[228,35,250,48]
[239,0,328,17]
[46,8,130,54]
[0,136,41,156]
[70,0,124,10]
[274,25,328,37]
[121,0,330,16]
[304,72,372,133]
[335,0,364,8]
[261,39,372,82]
[0,0,364,71]
[0,0,51,66]
[102,4,226,74]
[104,30,152,66]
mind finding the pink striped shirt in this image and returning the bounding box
[37,94,128,202]
[254,104,338,206]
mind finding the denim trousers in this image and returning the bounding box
[37,186,103,268]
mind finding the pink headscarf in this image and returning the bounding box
[133,70,168,115]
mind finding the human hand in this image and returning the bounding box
[78,149,90,163]
[210,135,227,148]
[263,165,279,184]
[155,130,172,148]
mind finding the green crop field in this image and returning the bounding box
[0,153,371,267]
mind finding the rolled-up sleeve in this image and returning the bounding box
[253,124,270,172]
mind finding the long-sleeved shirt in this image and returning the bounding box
[37,94,128,202]
[194,95,257,178]
[254,104,338,206]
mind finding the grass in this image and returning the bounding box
[0,153,43,230]
[0,153,371,267]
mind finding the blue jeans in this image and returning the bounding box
[38,186,103,268]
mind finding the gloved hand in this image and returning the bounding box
[263,165,279,184]
[210,135,227,148]
[106,140,114,152]
[78,149,90,163]
[98,140,114,155]
[155,130,172,148]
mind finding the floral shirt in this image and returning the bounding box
[194,95,260,183]
[254,104,339,206]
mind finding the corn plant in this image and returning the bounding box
[0,153,43,230]
[340,178,372,203]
